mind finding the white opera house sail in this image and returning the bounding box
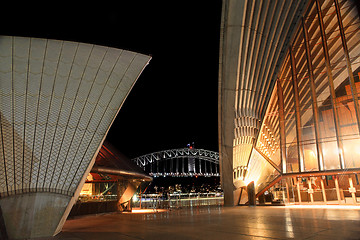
[0,36,151,239]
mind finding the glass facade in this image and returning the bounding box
[243,0,360,204]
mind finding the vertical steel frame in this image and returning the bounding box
[315,0,345,169]
[334,0,360,136]
[289,48,305,172]
[277,80,287,174]
[302,17,324,171]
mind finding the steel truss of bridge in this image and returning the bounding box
[131,148,220,177]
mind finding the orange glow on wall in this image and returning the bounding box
[80,174,94,196]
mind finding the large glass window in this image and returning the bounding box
[256,86,281,168]
[246,148,280,193]
[293,27,319,172]
[257,0,360,175]
[280,56,300,173]
[339,0,360,168]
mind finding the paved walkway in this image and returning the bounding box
[55,205,360,240]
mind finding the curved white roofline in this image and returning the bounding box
[0,36,151,238]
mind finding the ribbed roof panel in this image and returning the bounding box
[219,0,308,147]
[0,36,151,197]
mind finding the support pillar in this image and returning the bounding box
[176,158,179,173]
[139,185,142,209]
[163,159,166,174]
[297,178,302,204]
[277,80,287,174]
[308,178,314,203]
[247,181,256,206]
[0,193,72,239]
[170,159,173,174]
[0,204,8,240]
[116,181,126,211]
[335,176,342,204]
[349,176,357,204]
[220,144,236,206]
[182,159,184,173]
[289,47,305,172]
[320,178,327,204]
[285,181,291,204]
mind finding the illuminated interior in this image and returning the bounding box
[70,142,151,217]
[238,0,360,205]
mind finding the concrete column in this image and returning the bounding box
[247,181,256,206]
[220,145,236,206]
[116,181,125,211]
[0,205,8,239]
[0,193,72,239]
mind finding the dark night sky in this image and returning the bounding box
[2,1,222,158]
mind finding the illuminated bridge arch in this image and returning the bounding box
[132,148,220,177]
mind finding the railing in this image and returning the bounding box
[78,194,118,202]
[132,192,224,209]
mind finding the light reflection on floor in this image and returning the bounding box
[283,204,360,221]
[58,205,360,239]
[284,204,360,210]
[125,208,168,214]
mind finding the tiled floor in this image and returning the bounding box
[55,205,360,239]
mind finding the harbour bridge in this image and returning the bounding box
[131,148,220,177]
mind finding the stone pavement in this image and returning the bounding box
[54,205,360,239]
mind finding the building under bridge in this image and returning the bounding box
[70,141,152,216]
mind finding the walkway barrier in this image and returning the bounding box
[132,192,224,209]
